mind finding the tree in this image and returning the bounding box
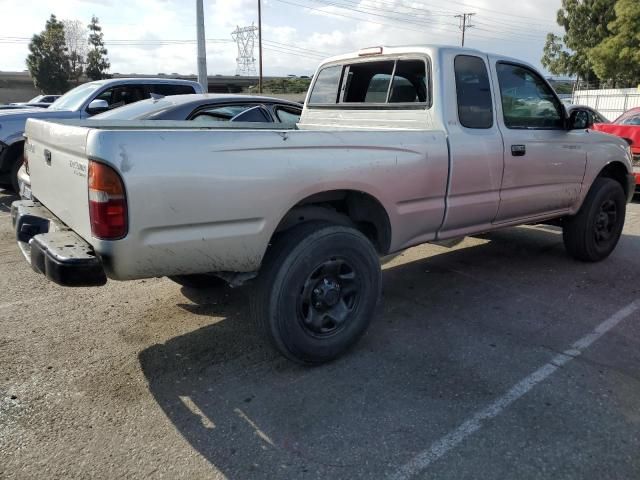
[26,14,70,94]
[588,0,640,87]
[541,0,617,86]
[86,16,110,80]
[63,19,88,86]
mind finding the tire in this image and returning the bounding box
[168,274,228,289]
[563,177,626,262]
[9,153,23,194]
[251,221,381,364]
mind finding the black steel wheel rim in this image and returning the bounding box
[297,257,361,337]
[594,198,617,245]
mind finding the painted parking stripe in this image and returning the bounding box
[390,299,640,480]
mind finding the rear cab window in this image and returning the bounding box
[308,56,429,108]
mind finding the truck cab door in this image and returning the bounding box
[438,54,504,238]
[491,61,587,223]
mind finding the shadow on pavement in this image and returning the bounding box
[0,190,18,213]
[138,225,638,479]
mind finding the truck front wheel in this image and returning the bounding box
[563,177,626,262]
[251,222,381,364]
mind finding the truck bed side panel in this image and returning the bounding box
[85,128,448,279]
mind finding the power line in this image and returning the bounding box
[273,0,551,45]
[306,0,557,31]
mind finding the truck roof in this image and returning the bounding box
[319,44,533,70]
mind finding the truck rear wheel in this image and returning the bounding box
[251,221,381,364]
[563,177,626,262]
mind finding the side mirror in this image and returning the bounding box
[568,109,590,130]
[87,99,109,115]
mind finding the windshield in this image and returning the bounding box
[93,98,174,120]
[28,95,43,103]
[49,83,102,111]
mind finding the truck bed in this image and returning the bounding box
[25,118,448,280]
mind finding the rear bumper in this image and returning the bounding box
[11,200,106,287]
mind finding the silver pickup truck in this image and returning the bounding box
[12,45,635,364]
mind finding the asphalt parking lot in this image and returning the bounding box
[1,188,639,480]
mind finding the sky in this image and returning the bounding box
[0,0,565,77]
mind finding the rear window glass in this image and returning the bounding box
[308,65,342,104]
[150,84,197,96]
[620,114,640,125]
[190,104,256,122]
[344,61,394,103]
[308,58,428,107]
[389,60,427,103]
[275,106,302,123]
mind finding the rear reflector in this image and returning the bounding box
[88,160,127,239]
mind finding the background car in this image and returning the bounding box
[592,107,640,189]
[93,93,302,123]
[1,77,202,193]
[17,94,302,200]
[566,104,609,126]
[9,94,61,109]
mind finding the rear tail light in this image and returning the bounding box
[88,160,127,239]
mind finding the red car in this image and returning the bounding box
[593,107,640,187]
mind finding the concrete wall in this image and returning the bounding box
[0,71,308,105]
[0,73,39,103]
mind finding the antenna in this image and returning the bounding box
[231,24,259,76]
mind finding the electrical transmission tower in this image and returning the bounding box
[231,24,258,76]
[454,12,475,47]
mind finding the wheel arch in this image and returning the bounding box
[0,138,24,173]
[272,189,392,254]
[597,161,631,198]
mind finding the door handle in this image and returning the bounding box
[511,145,526,157]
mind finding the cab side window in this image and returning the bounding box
[496,63,563,129]
[454,55,493,129]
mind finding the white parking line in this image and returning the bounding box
[390,299,640,480]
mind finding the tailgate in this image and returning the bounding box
[25,119,92,241]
